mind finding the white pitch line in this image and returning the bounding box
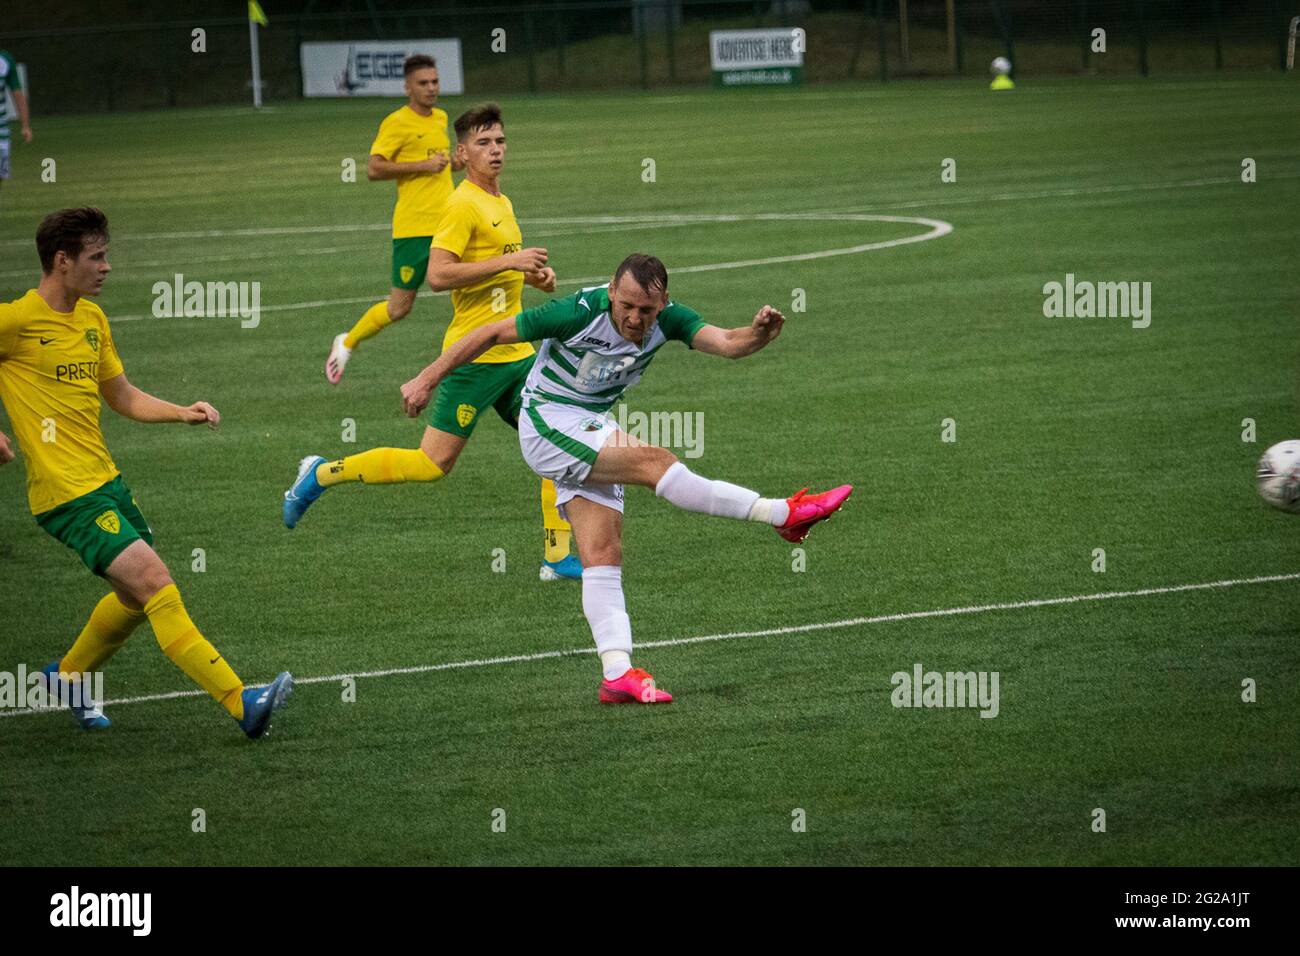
[104,213,952,322]
[3,172,1279,250]
[829,170,1300,215]
[0,217,815,282]
[3,571,1296,720]
[0,244,373,280]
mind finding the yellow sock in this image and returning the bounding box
[343,301,393,350]
[316,447,444,487]
[541,479,573,562]
[144,584,245,719]
[59,592,146,674]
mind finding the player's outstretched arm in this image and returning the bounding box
[100,373,220,427]
[690,305,785,359]
[0,430,15,464]
[400,318,522,418]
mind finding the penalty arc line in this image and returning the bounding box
[3,570,1297,719]
[104,214,953,322]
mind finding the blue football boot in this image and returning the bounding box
[40,661,110,730]
[237,671,294,739]
[539,554,584,581]
[283,455,328,529]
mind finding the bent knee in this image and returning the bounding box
[640,445,679,485]
[582,546,622,567]
[134,570,175,606]
[388,296,416,321]
[421,444,458,475]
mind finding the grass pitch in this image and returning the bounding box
[1,74,1298,866]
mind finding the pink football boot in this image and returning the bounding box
[776,485,853,543]
[599,666,673,704]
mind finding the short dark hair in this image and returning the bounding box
[36,207,109,274]
[612,253,668,295]
[454,103,503,142]
[403,54,437,76]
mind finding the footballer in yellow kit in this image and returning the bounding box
[0,207,292,736]
[324,54,461,384]
[284,103,584,580]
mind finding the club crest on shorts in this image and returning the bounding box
[400,265,415,284]
[94,510,120,534]
[579,417,603,432]
[84,328,99,352]
[457,404,477,428]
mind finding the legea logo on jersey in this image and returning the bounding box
[614,404,705,459]
[151,274,261,329]
[0,665,105,713]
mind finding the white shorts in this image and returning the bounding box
[519,401,625,517]
[0,140,9,180]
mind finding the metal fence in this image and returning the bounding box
[1,0,1292,115]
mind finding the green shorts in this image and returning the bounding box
[429,356,535,438]
[392,236,433,290]
[36,475,153,577]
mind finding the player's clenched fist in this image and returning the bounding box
[752,304,785,341]
[526,266,557,293]
[181,402,221,428]
[400,376,435,418]
[508,247,548,273]
[0,431,15,465]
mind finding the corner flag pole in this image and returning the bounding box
[248,1,269,108]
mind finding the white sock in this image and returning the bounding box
[600,650,631,681]
[747,496,790,527]
[583,565,633,680]
[654,461,777,522]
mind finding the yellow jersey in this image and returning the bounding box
[431,179,535,364]
[369,105,455,239]
[0,290,124,515]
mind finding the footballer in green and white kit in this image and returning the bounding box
[513,282,706,514]
[0,49,32,185]
[399,253,853,705]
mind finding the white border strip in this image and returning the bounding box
[4,571,1296,719]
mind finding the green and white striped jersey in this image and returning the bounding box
[0,50,22,138]
[514,285,705,412]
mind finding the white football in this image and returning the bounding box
[1257,439,1300,512]
[991,56,1012,76]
